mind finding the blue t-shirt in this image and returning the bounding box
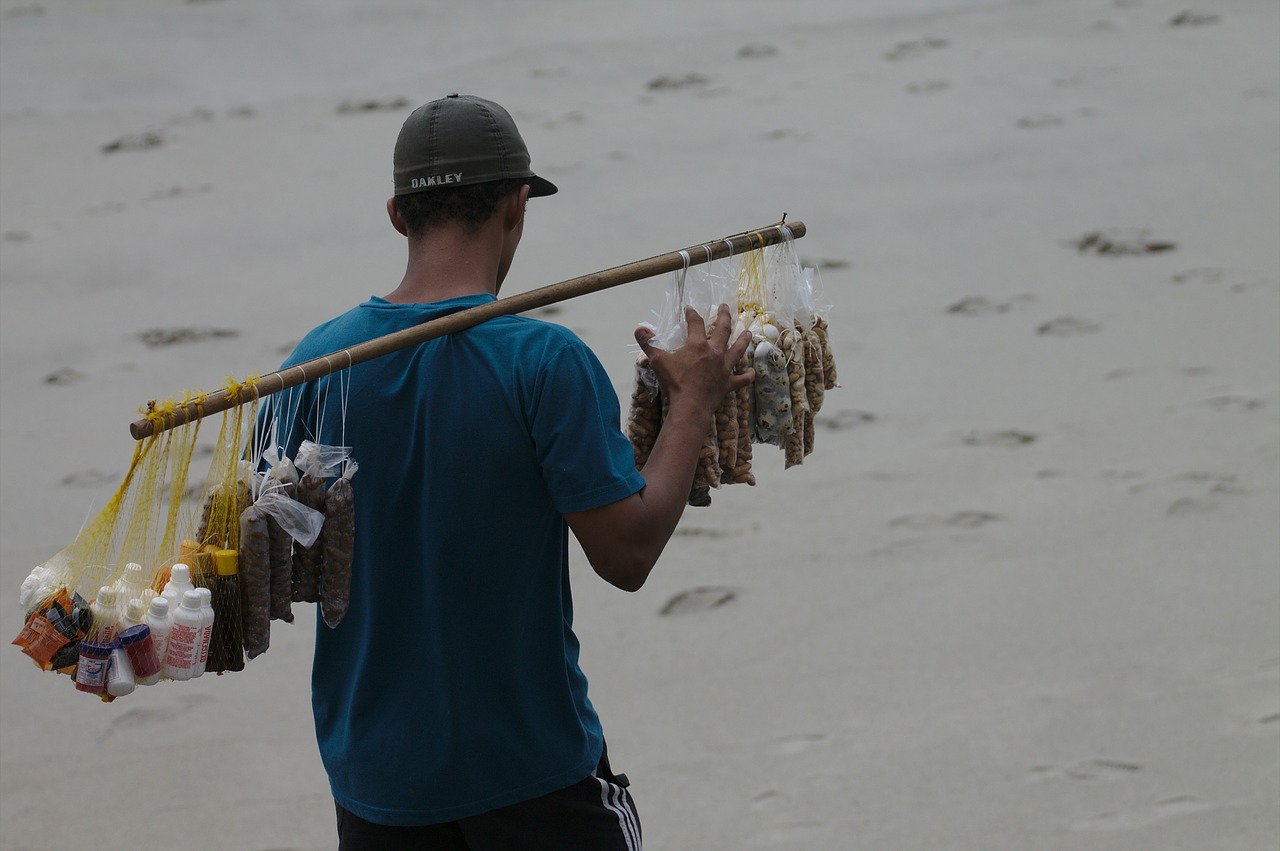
[277,294,645,826]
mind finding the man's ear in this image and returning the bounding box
[504,184,531,231]
[387,197,409,236]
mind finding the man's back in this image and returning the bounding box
[282,292,644,825]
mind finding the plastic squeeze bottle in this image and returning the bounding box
[106,642,136,697]
[164,591,205,681]
[115,562,147,601]
[193,588,215,677]
[145,596,173,674]
[120,598,147,631]
[161,564,195,614]
[90,587,123,644]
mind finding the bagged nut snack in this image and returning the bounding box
[625,225,837,506]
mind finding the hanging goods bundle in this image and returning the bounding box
[14,220,807,702]
[625,224,838,506]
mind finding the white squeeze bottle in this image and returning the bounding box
[115,562,147,601]
[106,643,136,697]
[141,597,172,686]
[161,564,195,613]
[193,587,215,677]
[164,590,204,681]
[91,587,123,644]
[120,598,147,631]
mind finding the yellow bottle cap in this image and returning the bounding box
[214,550,239,576]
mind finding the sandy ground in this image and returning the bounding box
[1,1,1278,849]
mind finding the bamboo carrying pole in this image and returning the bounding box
[129,220,807,440]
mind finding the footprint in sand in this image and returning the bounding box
[1129,471,1245,495]
[738,44,778,59]
[961,429,1037,448]
[1028,758,1142,782]
[1164,496,1221,516]
[1169,11,1220,27]
[870,537,932,558]
[646,73,711,92]
[336,97,412,115]
[43,367,85,386]
[1128,471,1246,516]
[946,294,1034,315]
[672,526,733,539]
[1070,229,1176,256]
[818,410,876,431]
[757,128,810,142]
[60,469,119,488]
[541,111,586,130]
[1036,316,1101,337]
[750,789,787,810]
[907,79,950,94]
[800,257,850,271]
[1171,267,1271,293]
[888,511,1003,530]
[1108,365,1219,380]
[1070,795,1219,831]
[1201,394,1267,413]
[87,201,128,216]
[659,586,737,616]
[774,732,830,757]
[148,184,213,201]
[136,327,239,348]
[1100,469,1146,483]
[1017,114,1065,129]
[101,131,164,154]
[883,37,948,61]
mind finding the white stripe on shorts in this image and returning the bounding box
[595,774,641,851]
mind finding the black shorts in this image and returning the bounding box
[335,746,641,851]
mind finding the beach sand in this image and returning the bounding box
[2,1,1277,849]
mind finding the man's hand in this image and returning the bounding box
[635,303,755,421]
[566,303,755,591]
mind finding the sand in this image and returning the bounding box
[1,0,1277,849]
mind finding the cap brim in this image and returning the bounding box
[526,175,558,197]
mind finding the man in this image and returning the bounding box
[279,94,753,850]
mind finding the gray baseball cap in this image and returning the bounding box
[393,94,558,197]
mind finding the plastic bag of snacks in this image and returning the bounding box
[624,225,838,505]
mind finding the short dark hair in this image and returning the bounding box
[393,179,525,236]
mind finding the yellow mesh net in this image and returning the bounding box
[13,379,263,699]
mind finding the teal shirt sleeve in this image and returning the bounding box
[531,341,645,514]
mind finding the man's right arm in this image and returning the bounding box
[565,304,754,591]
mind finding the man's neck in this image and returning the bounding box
[383,218,506,304]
